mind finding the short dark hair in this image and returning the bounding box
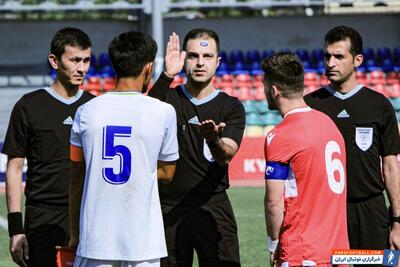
[324,25,363,57]
[261,52,304,98]
[183,28,220,54]
[108,31,158,78]
[50,27,91,59]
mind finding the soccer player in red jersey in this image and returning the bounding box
[263,52,349,266]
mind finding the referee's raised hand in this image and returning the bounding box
[164,32,186,78]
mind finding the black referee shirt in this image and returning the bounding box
[2,88,95,208]
[149,73,245,205]
[305,85,400,200]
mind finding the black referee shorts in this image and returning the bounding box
[24,205,69,267]
[347,193,390,249]
[161,192,241,267]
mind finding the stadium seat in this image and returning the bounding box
[81,76,101,91]
[262,49,275,60]
[235,73,251,88]
[389,83,400,98]
[221,86,234,96]
[365,59,381,72]
[382,59,395,72]
[99,52,111,68]
[249,62,263,76]
[85,66,97,79]
[295,48,310,62]
[242,100,257,114]
[303,61,315,73]
[246,113,262,126]
[246,49,261,64]
[232,61,248,75]
[255,100,269,114]
[369,70,385,85]
[355,71,368,85]
[391,97,400,110]
[236,87,253,101]
[386,72,400,85]
[305,84,319,95]
[216,61,230,76]
[304,72,319,87]
[393,47,400,64]
[377,47,392,62]
[363,47,375,61]
[103,77,116,91]
[90,54,97,68]
[253,86,265,101]
[315,61,325,74]
[311,48,324,64]
[229,49,245,65]
[101,65,116,78]
[219,50,228,63]
[319,75,329,87]
[262,112,281,125]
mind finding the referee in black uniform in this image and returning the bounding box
[149,29,245,266]
[305,26,400,253]
[3,28,95,267]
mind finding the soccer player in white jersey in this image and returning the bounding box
[68,31,179,267]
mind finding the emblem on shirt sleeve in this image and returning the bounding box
[266,132,275,145]
[355,127,373,151]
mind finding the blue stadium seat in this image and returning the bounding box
[99,52,111,67]
[363,47,375,61]
[101,65,116,78]
[382,59,394,72]
[229,49,245,65]
[219,50,228,63]
[365,59,381,72]
[90,54,97,68]
[393,47,400,64]
[216,62,230,76]
[295,48,310,62]
[303,61,315,73]
[232,61,248,75]
[262,49,275,60]
[85,66,97,79]
[249,62,263,76]
[377,47,392,62]
[242,100,256,114]
[246,113,262,126]
[311,48,324,64]
[254,100,269,114]
[315,60,325,74]
[246,49,261,64]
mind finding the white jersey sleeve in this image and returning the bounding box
[159,104,179,162]
[70,105,84,147]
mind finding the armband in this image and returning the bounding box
[7,212,24,237]
[265,161,289,180]
[267,236,279,253]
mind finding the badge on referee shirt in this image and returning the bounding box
[355,127,373,151]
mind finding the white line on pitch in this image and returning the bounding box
[0,215,8,230]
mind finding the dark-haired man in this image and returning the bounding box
[263,52,349,266]
[149,29,245,267]
[3,27,95,267]
[305,26,400,252]
[68,31,178,267]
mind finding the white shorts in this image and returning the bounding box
[74,256,160,267]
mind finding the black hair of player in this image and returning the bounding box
[183,28,220,54]
[50,27,91,59]
[261,52,304,98]
[324,25,363,57]
[108,31,158,78]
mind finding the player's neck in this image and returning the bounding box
[280,98,308,117]
[51,80,79,99]
[114,77,144,93]
[330,74,359,94]
[185,79,216,100]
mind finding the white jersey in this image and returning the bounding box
[70,92,179,261]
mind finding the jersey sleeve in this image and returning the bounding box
[2,98,29,157]
[380,98,400,156]
[220,100,246,147]
[159,104,179,162]
[148,72,174,101]
[70,105,84,148]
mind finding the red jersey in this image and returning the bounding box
[265,107,349,265]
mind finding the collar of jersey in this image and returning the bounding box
[45,87,84,105]
[107,91,141,95]
[179,85,220,106]
[325,84,363,100]
[284,106,312,118]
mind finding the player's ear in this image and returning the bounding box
[143,62,154,83]
[353,53,363,68]
[272,85,280,97]
[48,54,59,70]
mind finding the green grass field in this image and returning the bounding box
[0,187,269,267]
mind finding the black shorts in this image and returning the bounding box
[347,193,390,249]
[24,205,69,267]
[161,192,241,267]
